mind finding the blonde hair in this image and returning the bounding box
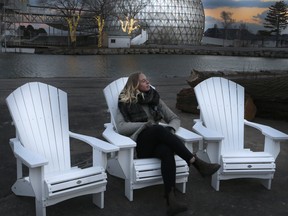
[119,72,143,103]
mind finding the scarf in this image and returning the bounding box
[118,88,163,122]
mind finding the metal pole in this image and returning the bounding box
[3,2,7,52]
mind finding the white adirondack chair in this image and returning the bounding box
[192,77,288,191]
[102,77,202,201]
[6,82,119,216]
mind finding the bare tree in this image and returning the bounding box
[220,11,235,45]
[85,0,115,48]
[238,22,247,40]
[117,0,148,35]
[49,0,86,48]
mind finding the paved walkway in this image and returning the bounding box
[0,77,288,216]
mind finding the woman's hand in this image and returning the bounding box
[165,126,176,134]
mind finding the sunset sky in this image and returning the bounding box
[29,0,288,34]
[202,0,288,34]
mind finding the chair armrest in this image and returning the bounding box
[244,120,288,141]
[159,122,202,142]
[102,123,136,148]
[175,127,202,142]
[192,121,224,141]
[69,131,119,153]
[9,138,48,168]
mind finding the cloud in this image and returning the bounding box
[204,15,269,34]
[252,10,268,23]
[201,0,286,33]
[202,0,279,9]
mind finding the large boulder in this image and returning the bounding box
[176,69,288,121]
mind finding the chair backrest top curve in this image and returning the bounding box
[6,82,71,174]
[103,77,128,132]
[194,77,245,153]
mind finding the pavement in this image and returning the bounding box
[0,77,288,216]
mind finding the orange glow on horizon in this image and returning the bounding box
[205,7,268,25]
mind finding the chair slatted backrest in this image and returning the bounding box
[194,77,245,153]
[103,77,128,132]
[6,82,71,174]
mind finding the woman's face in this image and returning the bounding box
[138,73,150,92]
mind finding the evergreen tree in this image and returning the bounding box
[264,0,288,47]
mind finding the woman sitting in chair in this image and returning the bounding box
[116,72,220,216]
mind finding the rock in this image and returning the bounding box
[176,88,199,114]
[244,94,257,121]
[176,88,257,121]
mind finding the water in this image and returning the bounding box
[0,53,288,78]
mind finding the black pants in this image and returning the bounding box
[136,125,193,195]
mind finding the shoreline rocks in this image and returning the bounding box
[34,46,288,58]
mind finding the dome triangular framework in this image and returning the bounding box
[106,0,205,45]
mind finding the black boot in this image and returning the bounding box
[192,155,221,177]
[166,190,188,216]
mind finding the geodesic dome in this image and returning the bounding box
[106,0,205,45]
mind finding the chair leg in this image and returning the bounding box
[125,179,133,201]
[261,179,272,190]
[35,199,46,216]
[211,173,220,191]
[175,182,186,194]
[93,192,104,209]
